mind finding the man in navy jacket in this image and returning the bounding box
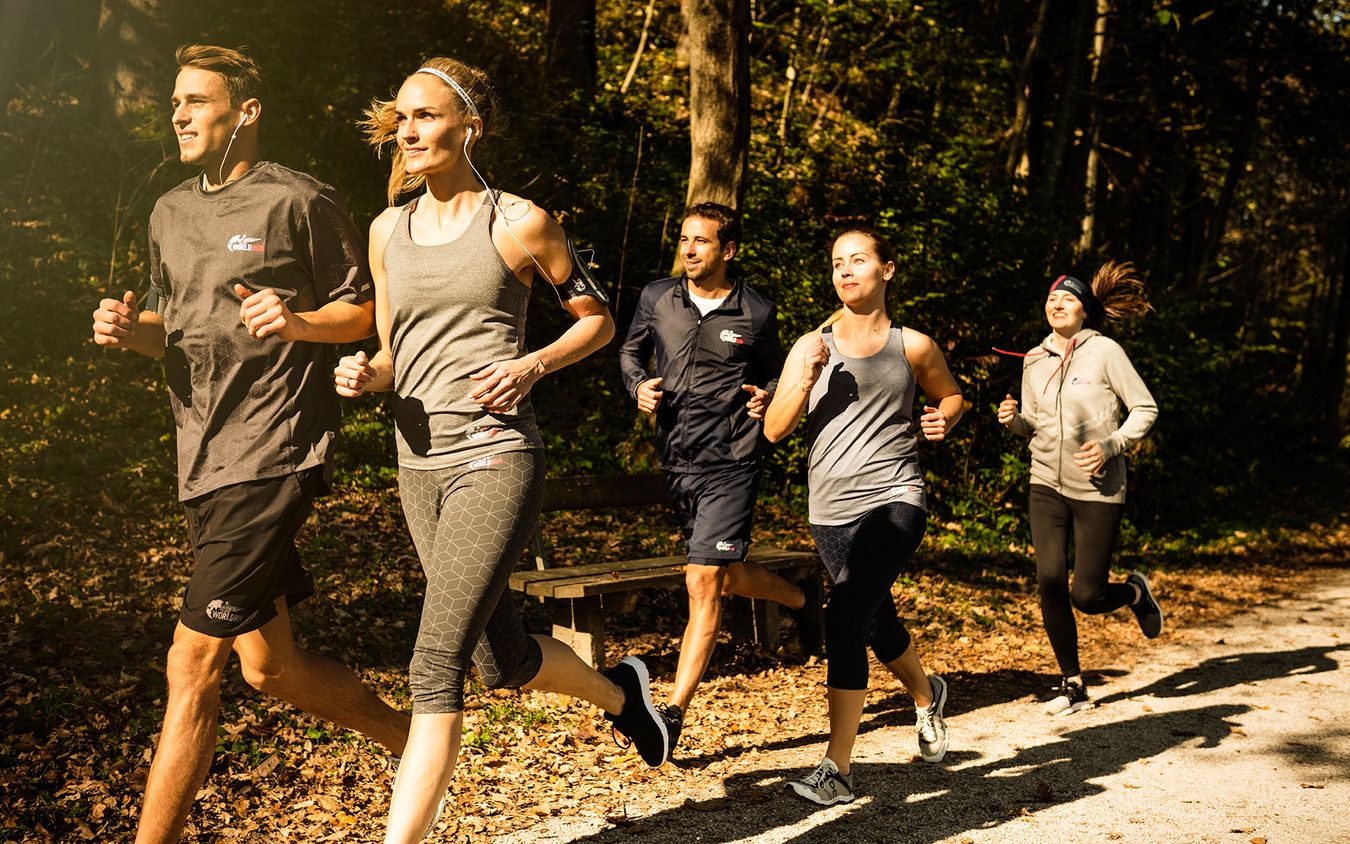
[619,202,819,749]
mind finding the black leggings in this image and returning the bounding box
[810,503,927,690]
[1028,484,1133,677]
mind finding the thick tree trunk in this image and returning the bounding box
[1005,0,1050,181]
[0,0,33,104]
[545,0,597,101]
[94,0,172,132]
[1076,0,1110,257]
[681,0,750,210]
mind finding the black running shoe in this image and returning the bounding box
[603,656,669,766]
[793,575,825,657]
[1045,677,1092,716]
[660,703,684,755]
[1126,570,1164,639]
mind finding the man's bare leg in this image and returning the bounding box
[667,564,730,712]
[723,560,805,609]
[134,623,234,844]
[232,599,410,754]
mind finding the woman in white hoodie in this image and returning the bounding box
[997,262,1162,715]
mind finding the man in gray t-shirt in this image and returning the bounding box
[90,45,408,843]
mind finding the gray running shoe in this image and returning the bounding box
[1045,677,1093,716]
[786,757,856,805]
[916,674,949,763]
[1126,570,1164,638]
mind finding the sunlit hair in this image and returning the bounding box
[1087,260,1151,329]
[819,226,898,330]
[684,202,742,249]
[361,57,500,206]
[175,44,264,107]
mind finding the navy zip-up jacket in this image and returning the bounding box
[619,276,784,473]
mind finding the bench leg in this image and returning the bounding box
[727,596,784,648]
[550,596,606,670]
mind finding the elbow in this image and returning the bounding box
[762,419,787,443]
[597,315,616,348]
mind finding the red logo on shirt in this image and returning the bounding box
[226,235,264,253]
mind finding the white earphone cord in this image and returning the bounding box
[461,136,569,308]
[216,115,245,188]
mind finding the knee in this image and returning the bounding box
[165,636,229,697]
[238,652,290,695]
[824,602,860,647]
[686,566,727,606]
[1070,583,1108,614]
[1036,568,1069,597]
[477,637,542,691]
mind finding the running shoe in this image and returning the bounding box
[660,703,684,755]
[916,674,949,763]
[1045,677,1093,716]
[603,656,670,766]
[786,757,856,805]
[792,575,825,657]
[1126,570,1164,639]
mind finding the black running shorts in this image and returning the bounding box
[179,469,323,638]
[665,465,759,565]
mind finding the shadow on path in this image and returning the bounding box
[1093,645,1347,706]
[568,704,1249,843]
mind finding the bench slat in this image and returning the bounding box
[513,548,819,599]
[543,474,669,511]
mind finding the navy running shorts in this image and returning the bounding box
[665,465,759,565]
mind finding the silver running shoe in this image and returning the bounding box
[786,757,856,805]
[916,674,949,763]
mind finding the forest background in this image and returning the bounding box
[0,0,1347,840]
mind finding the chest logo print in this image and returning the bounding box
[227,235,264,253]
[718,329,745,345]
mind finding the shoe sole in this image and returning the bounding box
[617,656,669,766]
[1048,699,1095,716]
[919,675,949,763]
[1131,571,1165,638]
[787,781,855,805]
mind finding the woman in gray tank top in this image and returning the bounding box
[764,228,965,806]
[332,58,669,841]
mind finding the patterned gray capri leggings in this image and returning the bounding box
[398,450,545,714]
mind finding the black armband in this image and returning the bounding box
[562,237,610,306]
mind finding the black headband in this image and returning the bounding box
[1049,274,1097,309]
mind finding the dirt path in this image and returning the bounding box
[496,568,1350,844]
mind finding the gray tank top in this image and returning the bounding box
[383,193,542,469]
[806,325,926,525]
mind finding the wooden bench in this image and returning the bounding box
[510,474,822,667]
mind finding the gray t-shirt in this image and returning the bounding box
[806,326,926,525]
[147,162,373,500]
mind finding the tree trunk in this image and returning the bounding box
[545,0,597,101]
[94,0,172,133]
[0,0,33,104]
[1040,0,1092,205]
[1193,16,1268,288]
[1076,0,1110,257]
[1005,0,1050,181]
[681,0,750,210]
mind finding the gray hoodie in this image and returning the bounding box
[1007,329,1157,503]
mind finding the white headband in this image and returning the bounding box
[415,67,480,119]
